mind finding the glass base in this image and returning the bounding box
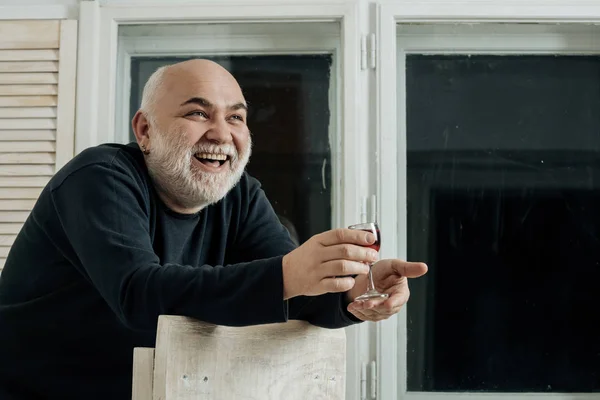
[355,290,389,301]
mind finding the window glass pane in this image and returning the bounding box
[119,23,340,244]
[405,54,600,392]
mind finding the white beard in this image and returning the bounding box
[144,127,251,211]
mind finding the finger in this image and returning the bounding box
[348,298,386,312]
[391,261,428,278]
[319,276,356,293]
[372,287,410,314]
[321,244,378,264]
[379,274,403,289]
[316,228,376,247]
[322,260,370,277]
[363,298,390,311]
[349,303,398,320]
[350,287,409,315]
[347,307,389,322]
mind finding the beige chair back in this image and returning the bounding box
[132,315,346,400]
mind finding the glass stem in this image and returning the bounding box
[367,263,376,292]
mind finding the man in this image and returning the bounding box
[0,59,427,399]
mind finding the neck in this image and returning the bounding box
[156,189,206,215]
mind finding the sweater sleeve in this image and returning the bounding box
[231,177,361,329]
[50,162,289,330]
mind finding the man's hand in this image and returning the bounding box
[281,229,379,299]
[346,259,428,322]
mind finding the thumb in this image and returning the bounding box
[390,260,428,278]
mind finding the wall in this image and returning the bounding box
[0,0,80,19]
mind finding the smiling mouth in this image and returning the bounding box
[193,152,230,168]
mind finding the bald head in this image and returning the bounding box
[140,59,245,123]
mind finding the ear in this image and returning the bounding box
[132,110,151,148]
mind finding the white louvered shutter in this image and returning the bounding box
[0,20,78,274]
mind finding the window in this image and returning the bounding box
[406,52,600,393]
[381,18,600,400]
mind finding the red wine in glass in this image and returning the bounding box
[368,229,381,251]
[348,222,389,301]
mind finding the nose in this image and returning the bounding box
[204,116,232,144]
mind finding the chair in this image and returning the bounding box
[132,315,346,400]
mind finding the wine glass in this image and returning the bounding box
[348,222,389,301]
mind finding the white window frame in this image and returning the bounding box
[75,1,373,399]
[376,1,600,399]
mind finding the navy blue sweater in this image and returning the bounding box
[0,143,358,399]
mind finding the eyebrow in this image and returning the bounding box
[180,97,248,112]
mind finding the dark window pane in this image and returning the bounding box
[406,55,600,392]
[129,55,333,243]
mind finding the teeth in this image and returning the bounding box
[195,153,228,161]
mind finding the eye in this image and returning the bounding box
[186,110,208,119]
[229,114,245,122]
